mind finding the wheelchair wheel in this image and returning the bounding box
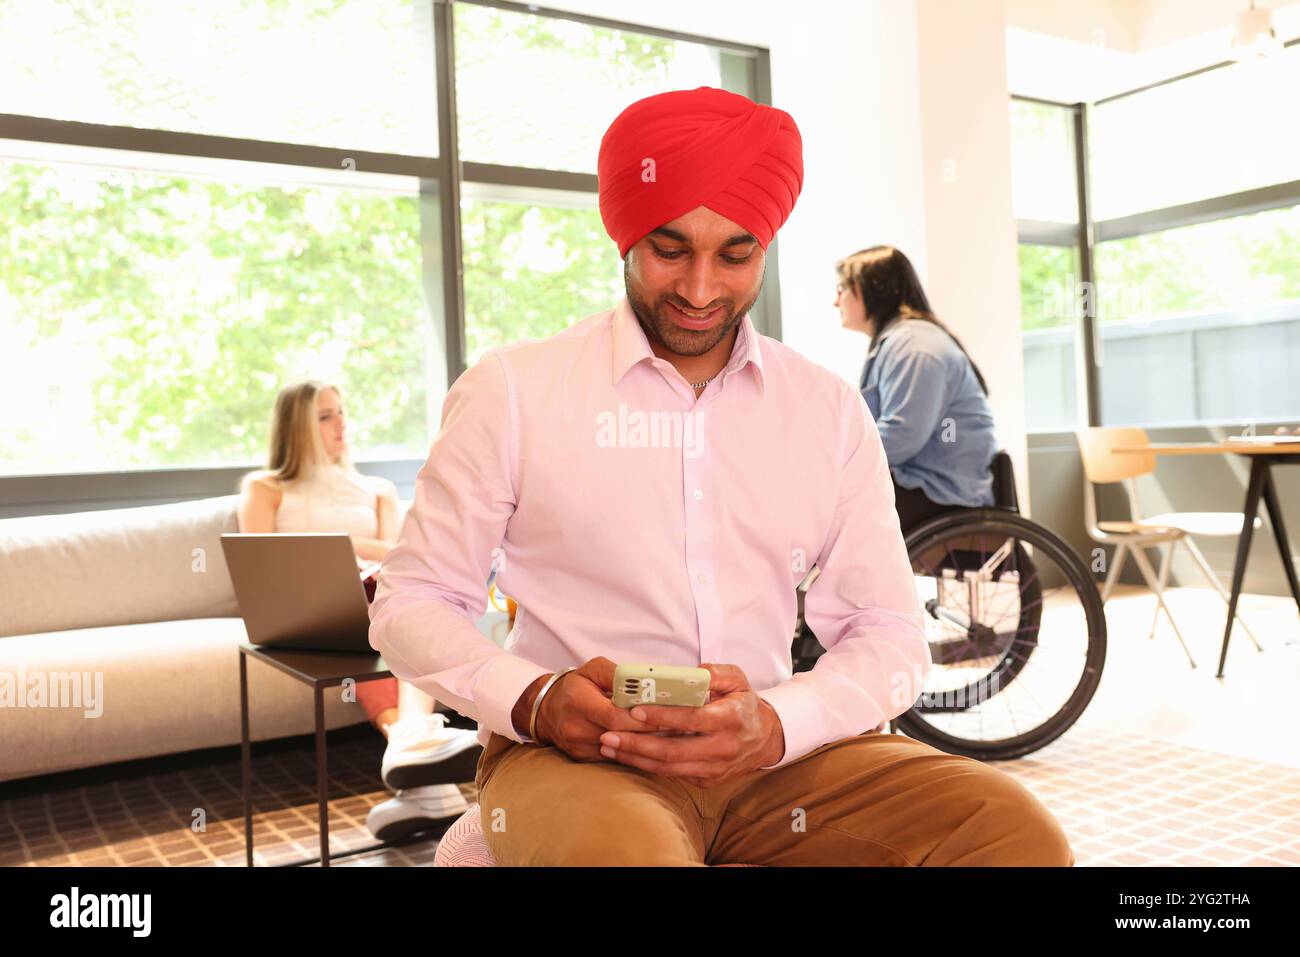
[893,510,1106,761]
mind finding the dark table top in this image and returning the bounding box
[239,610,513,686]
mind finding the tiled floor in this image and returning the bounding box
[4,584,1298,867]
[984,584,1300,866]
[992,727,1300,866]
[0,732,470,867]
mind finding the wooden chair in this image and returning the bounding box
[1075,426,1262,668]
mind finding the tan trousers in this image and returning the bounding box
[475,729,1076,866]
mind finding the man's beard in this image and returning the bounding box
[625,261,760,358]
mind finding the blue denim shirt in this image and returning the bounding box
[859,317,997,507]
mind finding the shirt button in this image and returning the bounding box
[697,573,708,584]
[692,489,704,501]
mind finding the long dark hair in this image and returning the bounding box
[835,245,989,396]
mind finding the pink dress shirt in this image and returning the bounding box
[368,294,931,770]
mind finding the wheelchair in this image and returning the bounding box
[791,451,1107,761]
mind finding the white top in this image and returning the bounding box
[270,463,398,540]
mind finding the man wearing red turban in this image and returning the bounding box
[597,86,804,398]
[373,86,1075,868]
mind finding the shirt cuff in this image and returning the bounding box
[755,680,836,770]
[476,653,553,745]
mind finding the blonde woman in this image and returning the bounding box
[237,380,481,840]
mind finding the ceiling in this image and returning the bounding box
[1005,0,1300,101]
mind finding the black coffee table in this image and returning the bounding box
[239,644,393,867]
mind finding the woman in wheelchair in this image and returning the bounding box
[808,246,1106,760]
[833,245,998,532]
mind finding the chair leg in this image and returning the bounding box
[1181,537,1263,652]
[1149,542,1175,639]
[1131,544,1198,669]
[1128,545,1161,641]
[1100,543,1128,603]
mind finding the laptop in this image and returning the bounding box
[220,533,380,652]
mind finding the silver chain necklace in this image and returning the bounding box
[689,373,717,389]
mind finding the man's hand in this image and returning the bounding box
[596,663,785,787]
[526,657,659,762]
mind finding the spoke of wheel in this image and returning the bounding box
[942,538,981,663]
[985,554,1045,626]
[980,546,1031,628]
[1016,672,1058,726]
[955,590,1073,733]
[915,543,977,666]
[911,523,1100,747]
[925,530,1086,702]
[995,584,1091,653]
[982,580,1077,643]
[961,540,1019,647]
[995,638,1078,717]
[962,539,1043,636]
[1002,676,1022,737]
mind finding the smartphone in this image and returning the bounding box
[612,663,711,709]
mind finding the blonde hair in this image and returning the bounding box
[240,379,360,491]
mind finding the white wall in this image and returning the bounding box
[914,0,1029,507]
[538,0,1027,499]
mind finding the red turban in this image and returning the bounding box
[597,86,803,259]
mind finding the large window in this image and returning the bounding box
[1089,48,1300,429]
[461,190,623,368]
[1093,204,1300,426]
[0,0,439,156]
[0,156,429,475]
[0,0,773,490]
[1010,99,1082,432]
[1089,45,1300,221]
[1011,50,1300,433]
[1017,243,1081,432]
[1008,100,1078,225]
[454,3,753,174]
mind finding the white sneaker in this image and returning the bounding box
[366,784,470,843]
[381,712,482,791]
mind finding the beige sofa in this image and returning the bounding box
[0,494,396,784]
